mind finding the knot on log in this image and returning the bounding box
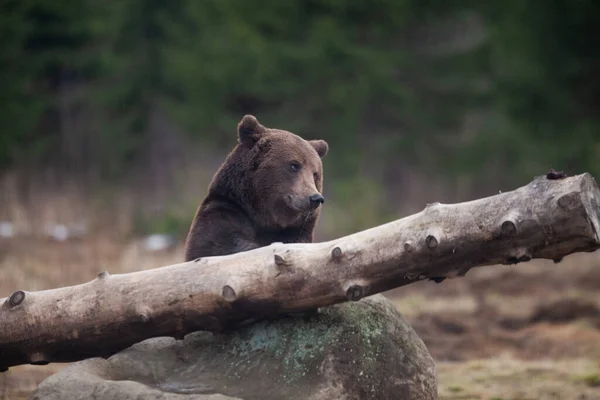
[97,271,110,280]
[501,220,517,236]
[557,193,578,211]
[127,305,152,323]
[222,285,237,302]
[426,235,438,249]
[346,285,364,301]
[6,290,25,307]
[274,254,286,266]
[274,252,293,276]
[331,246,343,260]
[425,202,440,210]
[137,306,152,323]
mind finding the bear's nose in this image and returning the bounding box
[309,194,325,207]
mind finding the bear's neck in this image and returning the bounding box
[208,149,253,213]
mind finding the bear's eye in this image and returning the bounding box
[290,161,302,172]
[313,172,319,182]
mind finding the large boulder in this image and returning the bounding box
[31,294,437,400]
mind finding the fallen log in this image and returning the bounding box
[1,172,599,371]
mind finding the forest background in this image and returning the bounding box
[1,1,600,399]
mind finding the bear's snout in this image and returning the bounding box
[309,194,325,209]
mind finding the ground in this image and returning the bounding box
[1,236,599,400]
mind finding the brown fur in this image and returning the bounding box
[184,115,328,261]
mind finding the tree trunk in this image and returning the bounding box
[1,172,599,371]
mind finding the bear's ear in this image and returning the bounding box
[309,140,328,158]
[237,115,265,146]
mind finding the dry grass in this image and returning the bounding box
[438,356,600,400]
[1,365,67,400]
[388,252,600,399]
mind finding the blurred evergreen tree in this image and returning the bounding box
[0,0,598,189]
[162,0,476,178]
[0,0,118,171]
[449,0,600,185]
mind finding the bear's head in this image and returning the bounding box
[217,114,328,230]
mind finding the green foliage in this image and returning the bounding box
[0,0,48,166]
[0,0,123,169]
[452,0,600,182]
[324,176,392,236]
[134,209,192,237]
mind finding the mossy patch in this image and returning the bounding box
[447,385,463,393]
[218,301,393,386]
[573,373,600,387]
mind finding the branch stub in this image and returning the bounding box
[7,290,25,307]
[501,220,517,236]
[557,193,578,211]
[345,285,364,302]
[222,285,237,302]
[426,235,438,249]
[97,271,109,280]
[331,247,343,260]
[138,309,151,323]
[274,254,286,266]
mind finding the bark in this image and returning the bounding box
[1,172,599,371]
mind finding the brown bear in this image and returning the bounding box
[184,115,329,261]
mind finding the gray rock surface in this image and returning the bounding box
[31,294,437,400]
